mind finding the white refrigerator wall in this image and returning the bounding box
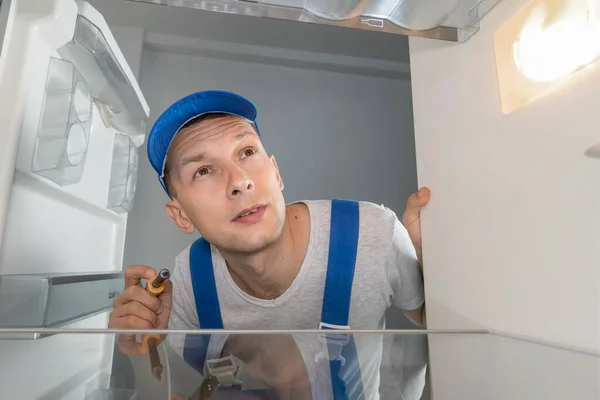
[410,0,600,353]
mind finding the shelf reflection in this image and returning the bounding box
[0,329,597,399]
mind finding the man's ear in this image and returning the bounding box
[269,154,284,190]
[165,199,196,234]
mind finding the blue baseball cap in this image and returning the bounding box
[147,90,260,195]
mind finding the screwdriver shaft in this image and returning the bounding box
[148,337,163,381]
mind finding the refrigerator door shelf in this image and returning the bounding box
[107,133,139,214]
[57,1,149,146]
[0,272,124,338]
[32,57,93,186]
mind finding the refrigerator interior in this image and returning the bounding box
[1,0,598,399]
[92,0,422,331]
[0,0,426,398]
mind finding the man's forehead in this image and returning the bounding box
[167,115,258,165]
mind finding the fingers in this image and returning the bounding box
[112,313,155,356]
[111,265,172,357]
[157,280,173,314]
[112,312,157,356]
[124,265,157,288]
[114,285,161,310]
[112,314,155,330]
[112,301,160,328]
[118,334,148,356]
[160,278,173,296]
[152,281,173,329]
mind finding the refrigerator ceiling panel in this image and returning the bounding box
[128,0,505,42]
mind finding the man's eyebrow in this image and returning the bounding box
[234,131,255,141]
[177,152,205,176]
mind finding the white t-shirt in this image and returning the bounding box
[167,199,425,399]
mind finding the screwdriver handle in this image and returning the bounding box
[146,272,168,296]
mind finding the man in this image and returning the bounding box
[109,90,430,399]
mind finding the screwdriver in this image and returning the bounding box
[142,268,170,381]
[188,375,219,400]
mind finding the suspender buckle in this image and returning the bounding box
[315,322,351,365]
[205,355,239,387]
[318,322,352,343]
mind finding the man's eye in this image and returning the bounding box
[241,147,256,158]
[195,167,210,177]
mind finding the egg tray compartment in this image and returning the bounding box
[32,57,93,186]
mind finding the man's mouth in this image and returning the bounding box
[238,208,259,218]
[234,205,266,221]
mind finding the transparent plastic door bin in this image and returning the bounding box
[58,14,148,142]
[107,133,138,214]
[305,0,371,20]
[260,0,301,7]
[32,57,93,186]
[388,0,462,30]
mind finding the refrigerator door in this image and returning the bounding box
[0,0,149,398]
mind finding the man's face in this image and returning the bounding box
[164,115,286,254]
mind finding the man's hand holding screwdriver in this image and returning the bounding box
[108,265,173,356]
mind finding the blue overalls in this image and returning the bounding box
[182,199,365,400]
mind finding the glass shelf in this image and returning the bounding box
[131,0,505,42]
[0,329,597,399]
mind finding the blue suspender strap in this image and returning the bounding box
[183,238,224,372]
[322,199,359,328]
[320,199,365,400]
[189,238,224,329]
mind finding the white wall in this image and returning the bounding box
[410,0,600,353]
[122,36,419,328]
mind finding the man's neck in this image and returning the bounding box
[220,203,309,300]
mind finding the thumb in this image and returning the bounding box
[158,279,173,307]
[404,187,430,218]
[156,280,173,328]
[124,265,157,288]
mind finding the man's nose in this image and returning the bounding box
[228,166,255,197]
